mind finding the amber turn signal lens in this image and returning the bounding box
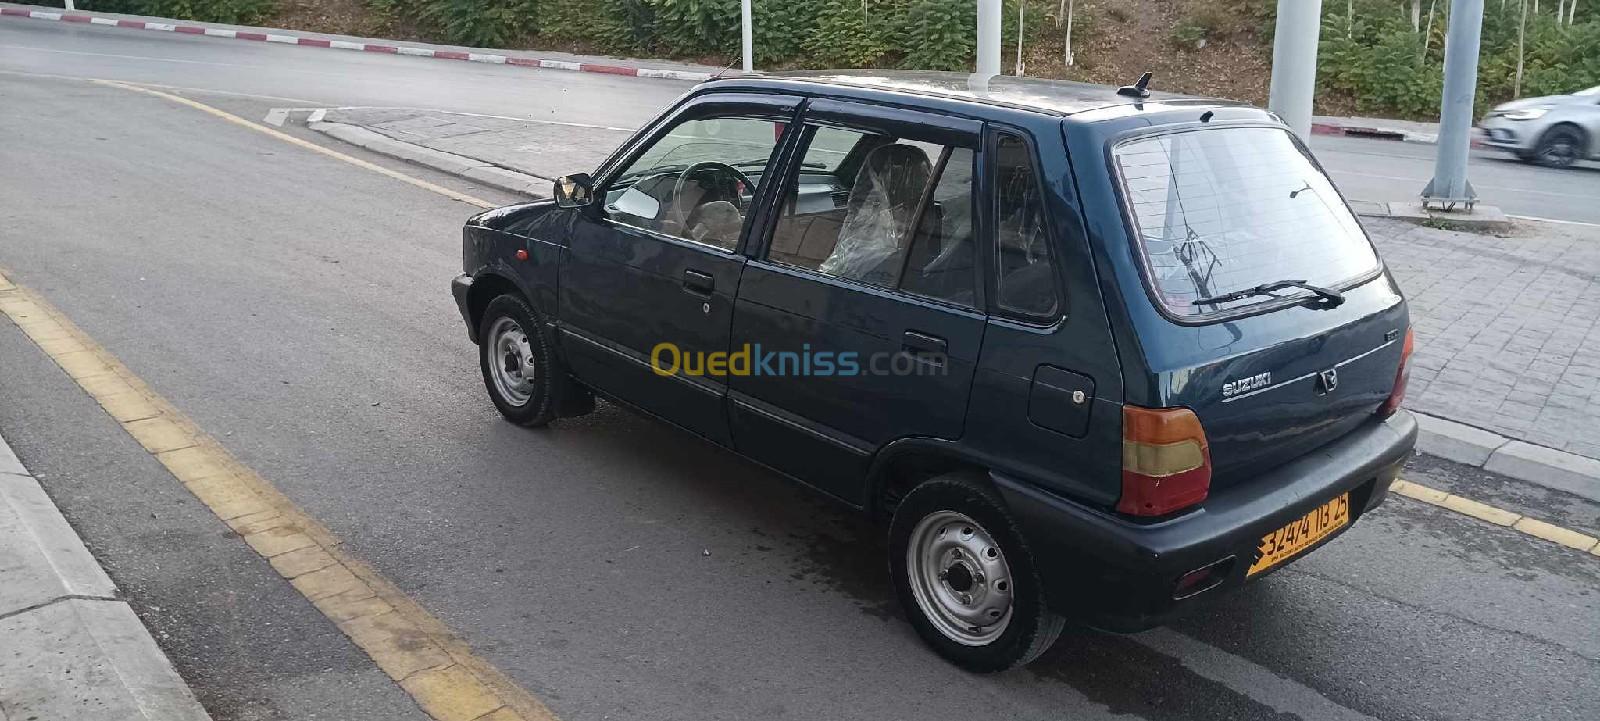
[1378,327,1414,419]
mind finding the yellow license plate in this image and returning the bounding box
[1247,493,1351,577]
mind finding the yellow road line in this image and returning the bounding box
[1391,479,1600,556]
[1,274,558,721]
[90,79,496,210]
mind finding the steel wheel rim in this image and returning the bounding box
[487,316,535,407]
[906,510,1014,646]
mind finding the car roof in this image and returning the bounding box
[701,70,1243,121]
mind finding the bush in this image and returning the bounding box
[81,0,277,25]
[369,0,537,47]
[1317,0,1600,119]
[803,0,899,67]
[901,0,975,71]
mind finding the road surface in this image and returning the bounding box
[1,16,1597,721]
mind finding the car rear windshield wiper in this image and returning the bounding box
[1191,279,1345,308]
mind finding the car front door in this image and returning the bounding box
[729,100,988,504]
[559,95,798,445]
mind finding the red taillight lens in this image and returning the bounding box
[1118,406,1212,517]
[1378,328,1414,418]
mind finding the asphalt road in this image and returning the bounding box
[4,18,1599,224]
[2,17,1599,721]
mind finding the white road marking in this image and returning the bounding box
[1136,628,1382,721]
[262,107,325,126]
[1509,214,1600,228]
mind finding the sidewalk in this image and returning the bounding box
[1374,216,1600,454]
[0,432,211,720]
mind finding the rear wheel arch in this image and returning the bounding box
[867,442,998,521]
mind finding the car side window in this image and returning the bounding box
[602,116,784,251]
[768,124,977,304]
[899,148,977,304]
[994,133,1061,319]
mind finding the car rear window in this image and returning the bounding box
[1112,126,1380,319]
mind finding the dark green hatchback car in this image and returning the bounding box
[451,71,1417,671]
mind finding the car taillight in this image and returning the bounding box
[1118,406,1212,517]
[1378,328,1414,418]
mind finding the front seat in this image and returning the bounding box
[818,143,932,286]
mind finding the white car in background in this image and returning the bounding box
[1480,85,1600,168]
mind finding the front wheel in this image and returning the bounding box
[889,474,1065,672]
[1533,127,1585,168]
[478,294,559,427]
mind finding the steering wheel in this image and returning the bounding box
[668,161,754,232]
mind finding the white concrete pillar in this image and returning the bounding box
[1267,0,1324,139]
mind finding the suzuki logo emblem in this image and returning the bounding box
[1317,368,1339,394]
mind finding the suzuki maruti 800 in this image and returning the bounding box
[450,71,1418,671]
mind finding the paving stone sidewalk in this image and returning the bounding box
[1375,216,1600,459]
[320,108,630,182]
[321,108,1600,462]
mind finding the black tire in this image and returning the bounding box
[1533,126,1586,168]
[477,294,560,427]
[888,473,1065,673]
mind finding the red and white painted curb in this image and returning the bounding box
[0,5,715,82]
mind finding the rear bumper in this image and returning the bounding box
[451,274,477,343]
[995,410,1417,632]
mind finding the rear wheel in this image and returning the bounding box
[478,294,559,427]
[1533,126,1586,168]
[889,474,1065,672]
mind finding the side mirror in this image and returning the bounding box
[553,173,594,208]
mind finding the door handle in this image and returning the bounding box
[683,269,715,298]
[901,331,948,366]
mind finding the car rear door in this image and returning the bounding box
[729,101,987,504]
[963,123,1127,508]
[1103,122,1408,485]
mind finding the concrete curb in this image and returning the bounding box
[0,3,715,83]
[1310,119,1490,150]
[1311,120,1436,145]
[0,430,212,721]
[308,119,551,198]
[1350,200,1512,232]
[1412,411,1600,504]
